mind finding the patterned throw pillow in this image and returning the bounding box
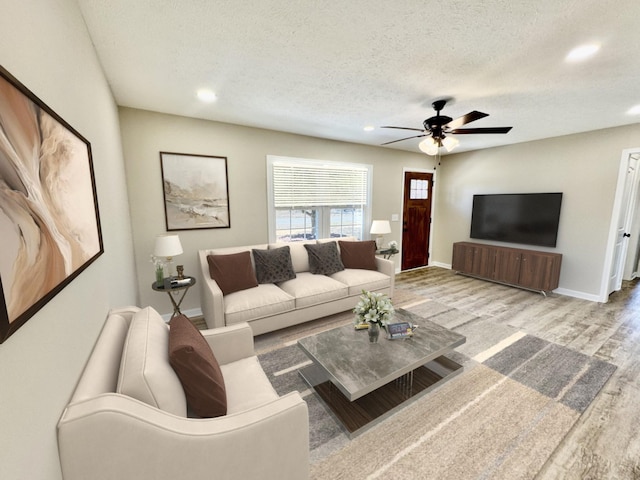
[252,246,297,284]
[304,242,345,275]
[339,240,377,270]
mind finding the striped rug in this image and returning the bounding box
[256,304,616,480]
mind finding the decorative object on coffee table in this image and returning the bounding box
[354,290,394,343]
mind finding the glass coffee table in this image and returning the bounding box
[297,308,466,437]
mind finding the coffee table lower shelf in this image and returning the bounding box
[299,356,463,438]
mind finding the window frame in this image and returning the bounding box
[266,155,373,243]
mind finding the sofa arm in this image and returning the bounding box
[375,256,395,297]
[201,323,255,365]
[58,392,309,480]
[198,250,226,329]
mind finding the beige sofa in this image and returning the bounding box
[57,306,309,480]
[198,239,395,335]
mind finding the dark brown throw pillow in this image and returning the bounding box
[168,314,227,418]
[252,246,297,284]
[206,251,258,295]
[304,242,345,275]
[339,240,377,270]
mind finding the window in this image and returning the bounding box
[267,156,372,242]
[410,178,429,199]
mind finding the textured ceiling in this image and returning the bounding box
[77,0,640,154]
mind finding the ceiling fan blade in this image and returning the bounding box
[381,134,426,145]
[450,127,513,134]
[380,126,425,133]
[446,111,489,129]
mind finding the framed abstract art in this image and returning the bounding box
[0,65,103,343]
[160,152,231,231]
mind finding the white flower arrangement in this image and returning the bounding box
[388,240,398,250]
[353,290,394,326]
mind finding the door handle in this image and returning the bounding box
[624,233,631,238]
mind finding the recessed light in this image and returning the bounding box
[627,105,640,116]
[363,126,375,132]
[565,44,600,62]
[197,89,217,102]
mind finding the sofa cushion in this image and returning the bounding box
[224,284,296,325]
[330,268,391,296]
[207,251,259,295]
[339,240,377,270]
[269,241,314,273]
[279,272,349,308]
[252,246,296,284]
[116,306,187,417]
[304,241,345,275]
[221,356,279,414]
[168,314,227,418]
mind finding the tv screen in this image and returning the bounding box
[470,193,562,247]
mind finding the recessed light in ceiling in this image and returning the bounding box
[565,44,600,62]
[627,105,640,116]
[363,126,375,132]
[197,89,217,102]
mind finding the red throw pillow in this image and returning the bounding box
[339,240,377,270]
[207,251,258,295]
[168,314,227,418]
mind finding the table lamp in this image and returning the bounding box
[370,220,391,249]
[154,234,183,279]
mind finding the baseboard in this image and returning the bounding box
[160,307,203,322]
[430,261,451,269]
[553,288,603,303]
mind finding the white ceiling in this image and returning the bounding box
[77,0,640,154]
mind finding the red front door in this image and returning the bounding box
[402,171,433,271]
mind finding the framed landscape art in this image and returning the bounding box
[0,65,103,343]
[160,152,231,230]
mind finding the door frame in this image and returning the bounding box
[600,147,640,301]
[400,167,437,271]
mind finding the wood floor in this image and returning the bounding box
[395,267,640,480]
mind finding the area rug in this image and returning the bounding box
[256,303,617,480]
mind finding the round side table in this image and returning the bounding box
[152,276,196,318]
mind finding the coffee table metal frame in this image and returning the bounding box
[297,308,466,438]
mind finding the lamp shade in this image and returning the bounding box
[154,234,183,258]
[442,135,459,152]
[370,220,391,235]
[418,137,439,156]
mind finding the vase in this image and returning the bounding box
[368,322,380,343]
[155,266,164,285]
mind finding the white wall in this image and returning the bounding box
[0,1,137,479]
[433,123,640,300]
[119,107,432,316]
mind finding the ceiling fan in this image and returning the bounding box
[381,99,512,155]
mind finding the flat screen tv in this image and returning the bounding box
[470,193,563,247]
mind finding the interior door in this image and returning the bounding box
[609,154,638,293]
[402,171,433,270]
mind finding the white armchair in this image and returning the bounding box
[57,307,309,480]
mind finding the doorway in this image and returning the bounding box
[401,171,434,271]
[606,150,640,297]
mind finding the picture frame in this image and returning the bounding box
[0,65,104,343]
[386,322,415,339]
[159,152,231,231]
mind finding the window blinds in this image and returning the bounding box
[272,162,368,208]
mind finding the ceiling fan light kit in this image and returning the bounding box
[382,99,512,156]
